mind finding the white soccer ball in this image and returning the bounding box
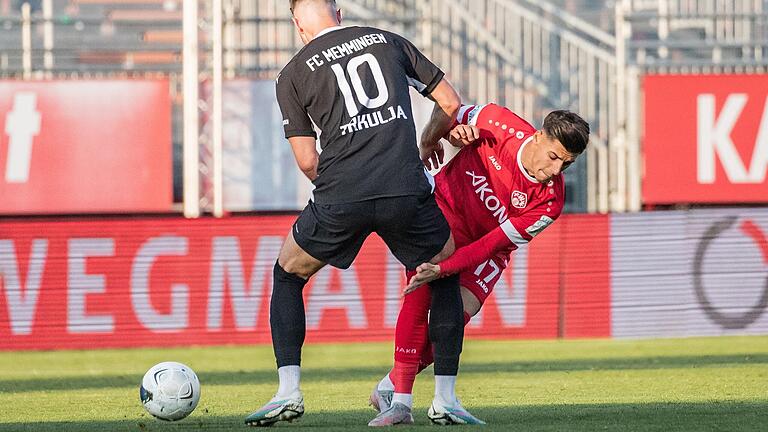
[140,361,201,421]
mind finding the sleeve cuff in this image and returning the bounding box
[420,70,445,96]
[500,220,530,246]
[285,130,317,139]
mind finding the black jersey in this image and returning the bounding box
[276,26,445,204]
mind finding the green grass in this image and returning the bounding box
[0,336,767,431]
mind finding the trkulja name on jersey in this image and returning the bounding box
[435,103,565,255]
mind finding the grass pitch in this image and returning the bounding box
[0,336,766,431]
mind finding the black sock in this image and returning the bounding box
[270,262,308,368]
[428,274,464,376]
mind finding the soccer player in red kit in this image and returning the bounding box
[367,103,590,426]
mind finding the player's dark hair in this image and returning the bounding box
[290,0,337,13]
[542,110,590,155]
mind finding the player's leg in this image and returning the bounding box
[368,275,431,426]
[426,285,485,425]
[245,233,322,427]
[376,193,462,388]
[246,201,372,427]
[427,259,502,426]
[370,283,479,426]
[370,194,457,426]
[369,278,463,427]
[415,288,479,372]
[273,233,324,387]
[427,273,464,394]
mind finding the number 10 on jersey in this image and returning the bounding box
[331,54,389,117]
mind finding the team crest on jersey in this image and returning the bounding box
[511,190,528,209]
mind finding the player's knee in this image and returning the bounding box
[430,234,455,263]
[278,259,307,279]
[428,316,463,344]
[460,286,482,317]
[278,254,323,280]
[277,233,325,279]
[429,321,463,360]
[273,261,307,285]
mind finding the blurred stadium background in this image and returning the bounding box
[0,0,767,419]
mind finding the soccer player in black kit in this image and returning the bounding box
[244,0,464,427]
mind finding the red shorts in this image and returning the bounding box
[458,254,508,304]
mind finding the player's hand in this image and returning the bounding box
[447,125,480,147]
[420,141,445,170]
[404,263,442,295]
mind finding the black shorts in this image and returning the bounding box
[292,194,450,270]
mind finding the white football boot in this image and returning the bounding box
[368,402,414,427]
[244,390,304,427]
[369,383,394,413]
[427,398,486,425]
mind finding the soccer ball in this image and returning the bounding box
[139,361,201,421]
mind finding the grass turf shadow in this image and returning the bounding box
[1,353,766,393]
[0,401,767,432]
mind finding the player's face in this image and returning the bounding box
[530,131,577,183]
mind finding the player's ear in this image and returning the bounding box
[292,16,305,36]
[336,8,342,24]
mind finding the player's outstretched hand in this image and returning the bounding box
[447,124,480,147]
[404,263,442,295]
[420,141,445,170]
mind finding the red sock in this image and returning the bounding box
[391,271,432,394]
[416,312,472,373]
[417,335,433,373]
[390,361,418,394]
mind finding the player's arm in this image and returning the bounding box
[441,103,498,148]
[405,226,515,292]
[446,124,481,148]
[275,68,318,180]
[390,32,461,170]
[405,203,561,292]
[451,103,536,149]
[420,78,461,170]
[288,136,319,181]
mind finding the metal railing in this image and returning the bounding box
[0,0,183,77]
[621,0,768,72]
[419,0,617,213]
[4,0,768,215]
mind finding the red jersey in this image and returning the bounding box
[435,103,565,275]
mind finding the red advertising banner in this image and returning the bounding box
[0,215,610,351]
[643,74,768,204]
[0,80,172,214]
